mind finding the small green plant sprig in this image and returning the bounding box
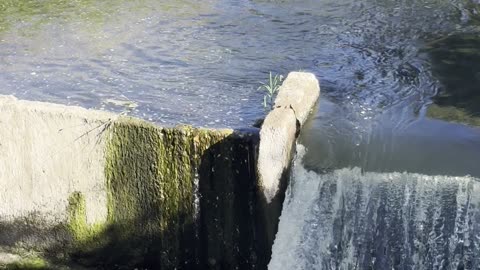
[259,72,284,110]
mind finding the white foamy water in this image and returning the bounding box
[269,145,480,270]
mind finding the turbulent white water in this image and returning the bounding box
[269,145,480,270]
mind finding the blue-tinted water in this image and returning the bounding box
[1,0,477,128]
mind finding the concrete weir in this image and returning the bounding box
[0,72,319,269]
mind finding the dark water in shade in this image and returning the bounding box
[2,0,480,269]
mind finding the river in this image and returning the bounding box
[1,0,480,269]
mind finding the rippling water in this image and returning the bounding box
[1,0,478,127]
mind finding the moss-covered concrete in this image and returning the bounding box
[58,117,271,270]
[0,249,49,270]
[102,119,201,268]
[0,95,296,270]
[3,257,47,270]
[67,192,108,257]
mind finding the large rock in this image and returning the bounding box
[257,72,320,202]
[274,72,321,124]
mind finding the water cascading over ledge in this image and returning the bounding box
[0,72,320,269]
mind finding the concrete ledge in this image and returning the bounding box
[257,72,320,202]
[0,95,265,269]
[0,95,113,227]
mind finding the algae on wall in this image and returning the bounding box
[103,119,199,268]
[0,96,287,269]
[67,117,266,269]
[0,114,273,270]
[3,257,47,270]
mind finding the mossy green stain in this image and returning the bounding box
[67,192,108,253]
[102,118,234,268]
[65,116,256,269]
[67,192,87,242]
[4,257,47,270]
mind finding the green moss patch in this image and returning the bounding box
[67,192,108,253]
[64,118,243,268]
[63,117,263,269]
[4,257,47,270]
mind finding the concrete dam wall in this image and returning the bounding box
[0,72,320,269]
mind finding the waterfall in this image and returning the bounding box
[269,145,480,270]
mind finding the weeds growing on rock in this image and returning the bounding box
[259,72,283,110]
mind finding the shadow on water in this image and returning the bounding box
[426,33,480,118]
